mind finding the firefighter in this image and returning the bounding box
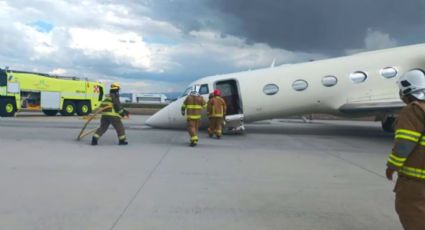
[181,90,206,146]
[91,82,129,146]
[385,69,425,229]
[207,89,227,139]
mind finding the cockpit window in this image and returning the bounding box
[182,87,192,97]
[199,84,209,95]
[181,84,209,97]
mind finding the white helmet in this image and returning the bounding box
[189,90,199,96]
[398,69,425,100]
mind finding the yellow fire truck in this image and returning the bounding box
[0,67,104,117]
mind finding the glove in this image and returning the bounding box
[385,167,396,181]
[120,109,130,118]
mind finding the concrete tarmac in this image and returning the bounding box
[0,115,400,230]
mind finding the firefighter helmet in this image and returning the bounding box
[398,69,425,100]
[110,82,121,90]
[213,89,221,96]
[190,90,199,96]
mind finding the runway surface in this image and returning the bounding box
[0,115,399,230]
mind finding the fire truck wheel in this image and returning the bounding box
[0,98,16,117]
[42,110,58,116]
[76,101,91,116]
[60,100,76,116]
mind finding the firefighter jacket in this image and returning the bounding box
[207,96,227,118]
[101,92,124,117]
[387,101,425,180]
[182,95,206,120]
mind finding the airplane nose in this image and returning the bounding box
[145,106,169,128]
[145,100,188,129]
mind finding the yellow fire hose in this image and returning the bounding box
[76,105,112,141]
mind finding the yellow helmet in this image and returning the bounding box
[110,82,121,90]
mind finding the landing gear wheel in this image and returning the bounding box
[60,101,76,116]
[382,116,396,133]
[76,101,91,116]
[0,98,16,117]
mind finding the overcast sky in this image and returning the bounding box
[1,0,424,93]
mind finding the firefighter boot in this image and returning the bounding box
[190,140,198,147]
[216,130,222,139]
[91,137,98,146]
[208,128,213,138]
[119,139,128,145]
[190,136,198,147]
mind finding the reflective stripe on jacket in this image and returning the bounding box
[387,101,425,180]
[207,96,227,118]
[101,93,123,117]
[182,95,206,120]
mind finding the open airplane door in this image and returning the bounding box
[215,79,245,134]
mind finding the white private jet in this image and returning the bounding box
[145,43,425,132]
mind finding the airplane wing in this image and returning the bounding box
[338,101,405,115]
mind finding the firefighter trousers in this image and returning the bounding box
[187,119,200,142]
[94,115,126,140]
[395,176,425,230]
[208,117,224,137]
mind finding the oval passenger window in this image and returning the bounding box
[349,71,367,83]
[322,75,338,87]
[380,67,397,79]
[263,84,279,95]
[292,80,308,91]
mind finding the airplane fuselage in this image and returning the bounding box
[146,44,425,130]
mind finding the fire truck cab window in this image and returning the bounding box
[0,69,7,86]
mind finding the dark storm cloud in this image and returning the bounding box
[134,0,425,55]
[126,0,227,32]
[210,0,425,53]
